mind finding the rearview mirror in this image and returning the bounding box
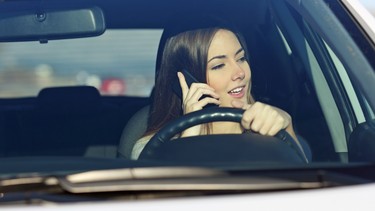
[0,5,106,43]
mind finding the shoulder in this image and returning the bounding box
[131,134,154,160]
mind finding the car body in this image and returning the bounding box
[1,0,375,209]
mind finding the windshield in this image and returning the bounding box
[1,0,375,204]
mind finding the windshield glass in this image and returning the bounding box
[0,0,375,180]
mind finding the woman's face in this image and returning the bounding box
[206,29,251,107]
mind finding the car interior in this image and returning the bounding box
[1,0,361,163]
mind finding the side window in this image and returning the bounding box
[0,29,163,97]
[278,20,348,158]
[274,0,375,162]
[323,41,367,123]
[269,0,361,161]
[303,38,348,155]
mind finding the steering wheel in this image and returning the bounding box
[139,107,308,163]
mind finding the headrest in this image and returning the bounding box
[37,86,101,114]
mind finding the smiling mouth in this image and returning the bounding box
[228,86,245,94]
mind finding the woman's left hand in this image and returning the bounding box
[231,100,295,138]
[232,100,307,162]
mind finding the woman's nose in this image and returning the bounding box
[232,64,245,81]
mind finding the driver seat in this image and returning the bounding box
[117,105,149,159]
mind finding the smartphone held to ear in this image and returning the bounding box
[172,69,218,108]
[172,69,198,99]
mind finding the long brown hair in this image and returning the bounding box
[145,27,252,136]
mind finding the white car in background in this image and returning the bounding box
[1,0,375,209]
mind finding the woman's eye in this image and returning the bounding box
[238,56,246,62]
[212,64,225,70]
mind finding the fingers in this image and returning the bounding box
[183,84,220,113]
[177,72,189,100]
[268,120,285,136]
[185,97,220,112]
[241,102,291,136]
[187,83,220,102]
[177,72,220,113]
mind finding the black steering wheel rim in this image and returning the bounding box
[139,107,307,162]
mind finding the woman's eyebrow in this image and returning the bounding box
[208,48,244,63]
[208,55,226,63]
[235,48,244,56]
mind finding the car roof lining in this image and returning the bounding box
[0,0,268,30]
[96,0,268,29]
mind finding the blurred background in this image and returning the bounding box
[0,30,162,98]
[0,1,374,98]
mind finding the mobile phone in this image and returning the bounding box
[172,69,198,99]
[172,69,218,108]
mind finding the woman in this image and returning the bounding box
[131,26,305,160]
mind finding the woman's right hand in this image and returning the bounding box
[177,72,220,137]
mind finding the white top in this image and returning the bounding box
[131,134,153,160]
